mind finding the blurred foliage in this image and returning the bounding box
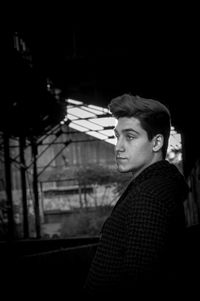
[58,165,132,237]
[0,198,8,239]
[0,197,37,240]
[60,206,113,237]
[76,164,132,197]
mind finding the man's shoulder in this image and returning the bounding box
[128,173,182,204]
[141,174,181,196]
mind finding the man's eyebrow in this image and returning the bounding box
[114,128,140,135]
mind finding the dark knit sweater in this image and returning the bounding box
[84,160,189,298]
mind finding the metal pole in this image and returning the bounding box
[3,132,15,239]
[31,137,41,238]
[19,135,29,238]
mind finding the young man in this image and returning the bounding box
[84,94,189,298]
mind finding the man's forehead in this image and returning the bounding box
[115,117,141,131]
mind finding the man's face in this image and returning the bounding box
[114,117,156,177]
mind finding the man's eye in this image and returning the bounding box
[127,135,135,140]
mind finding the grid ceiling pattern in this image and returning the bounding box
[62,99,116,144]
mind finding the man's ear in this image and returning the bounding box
[152,134,164,152]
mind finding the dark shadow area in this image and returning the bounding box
[1,225,200,298]
[1,237,99,298]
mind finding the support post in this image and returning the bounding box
[3,132,15,239]
[31,137,41,238]
[19,134,29,238]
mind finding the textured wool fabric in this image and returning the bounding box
[84,160,189,298]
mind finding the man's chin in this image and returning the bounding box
[117,166,129,173]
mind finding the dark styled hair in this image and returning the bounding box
[108,94,171,158]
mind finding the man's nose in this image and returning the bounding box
[115,138,125,152]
